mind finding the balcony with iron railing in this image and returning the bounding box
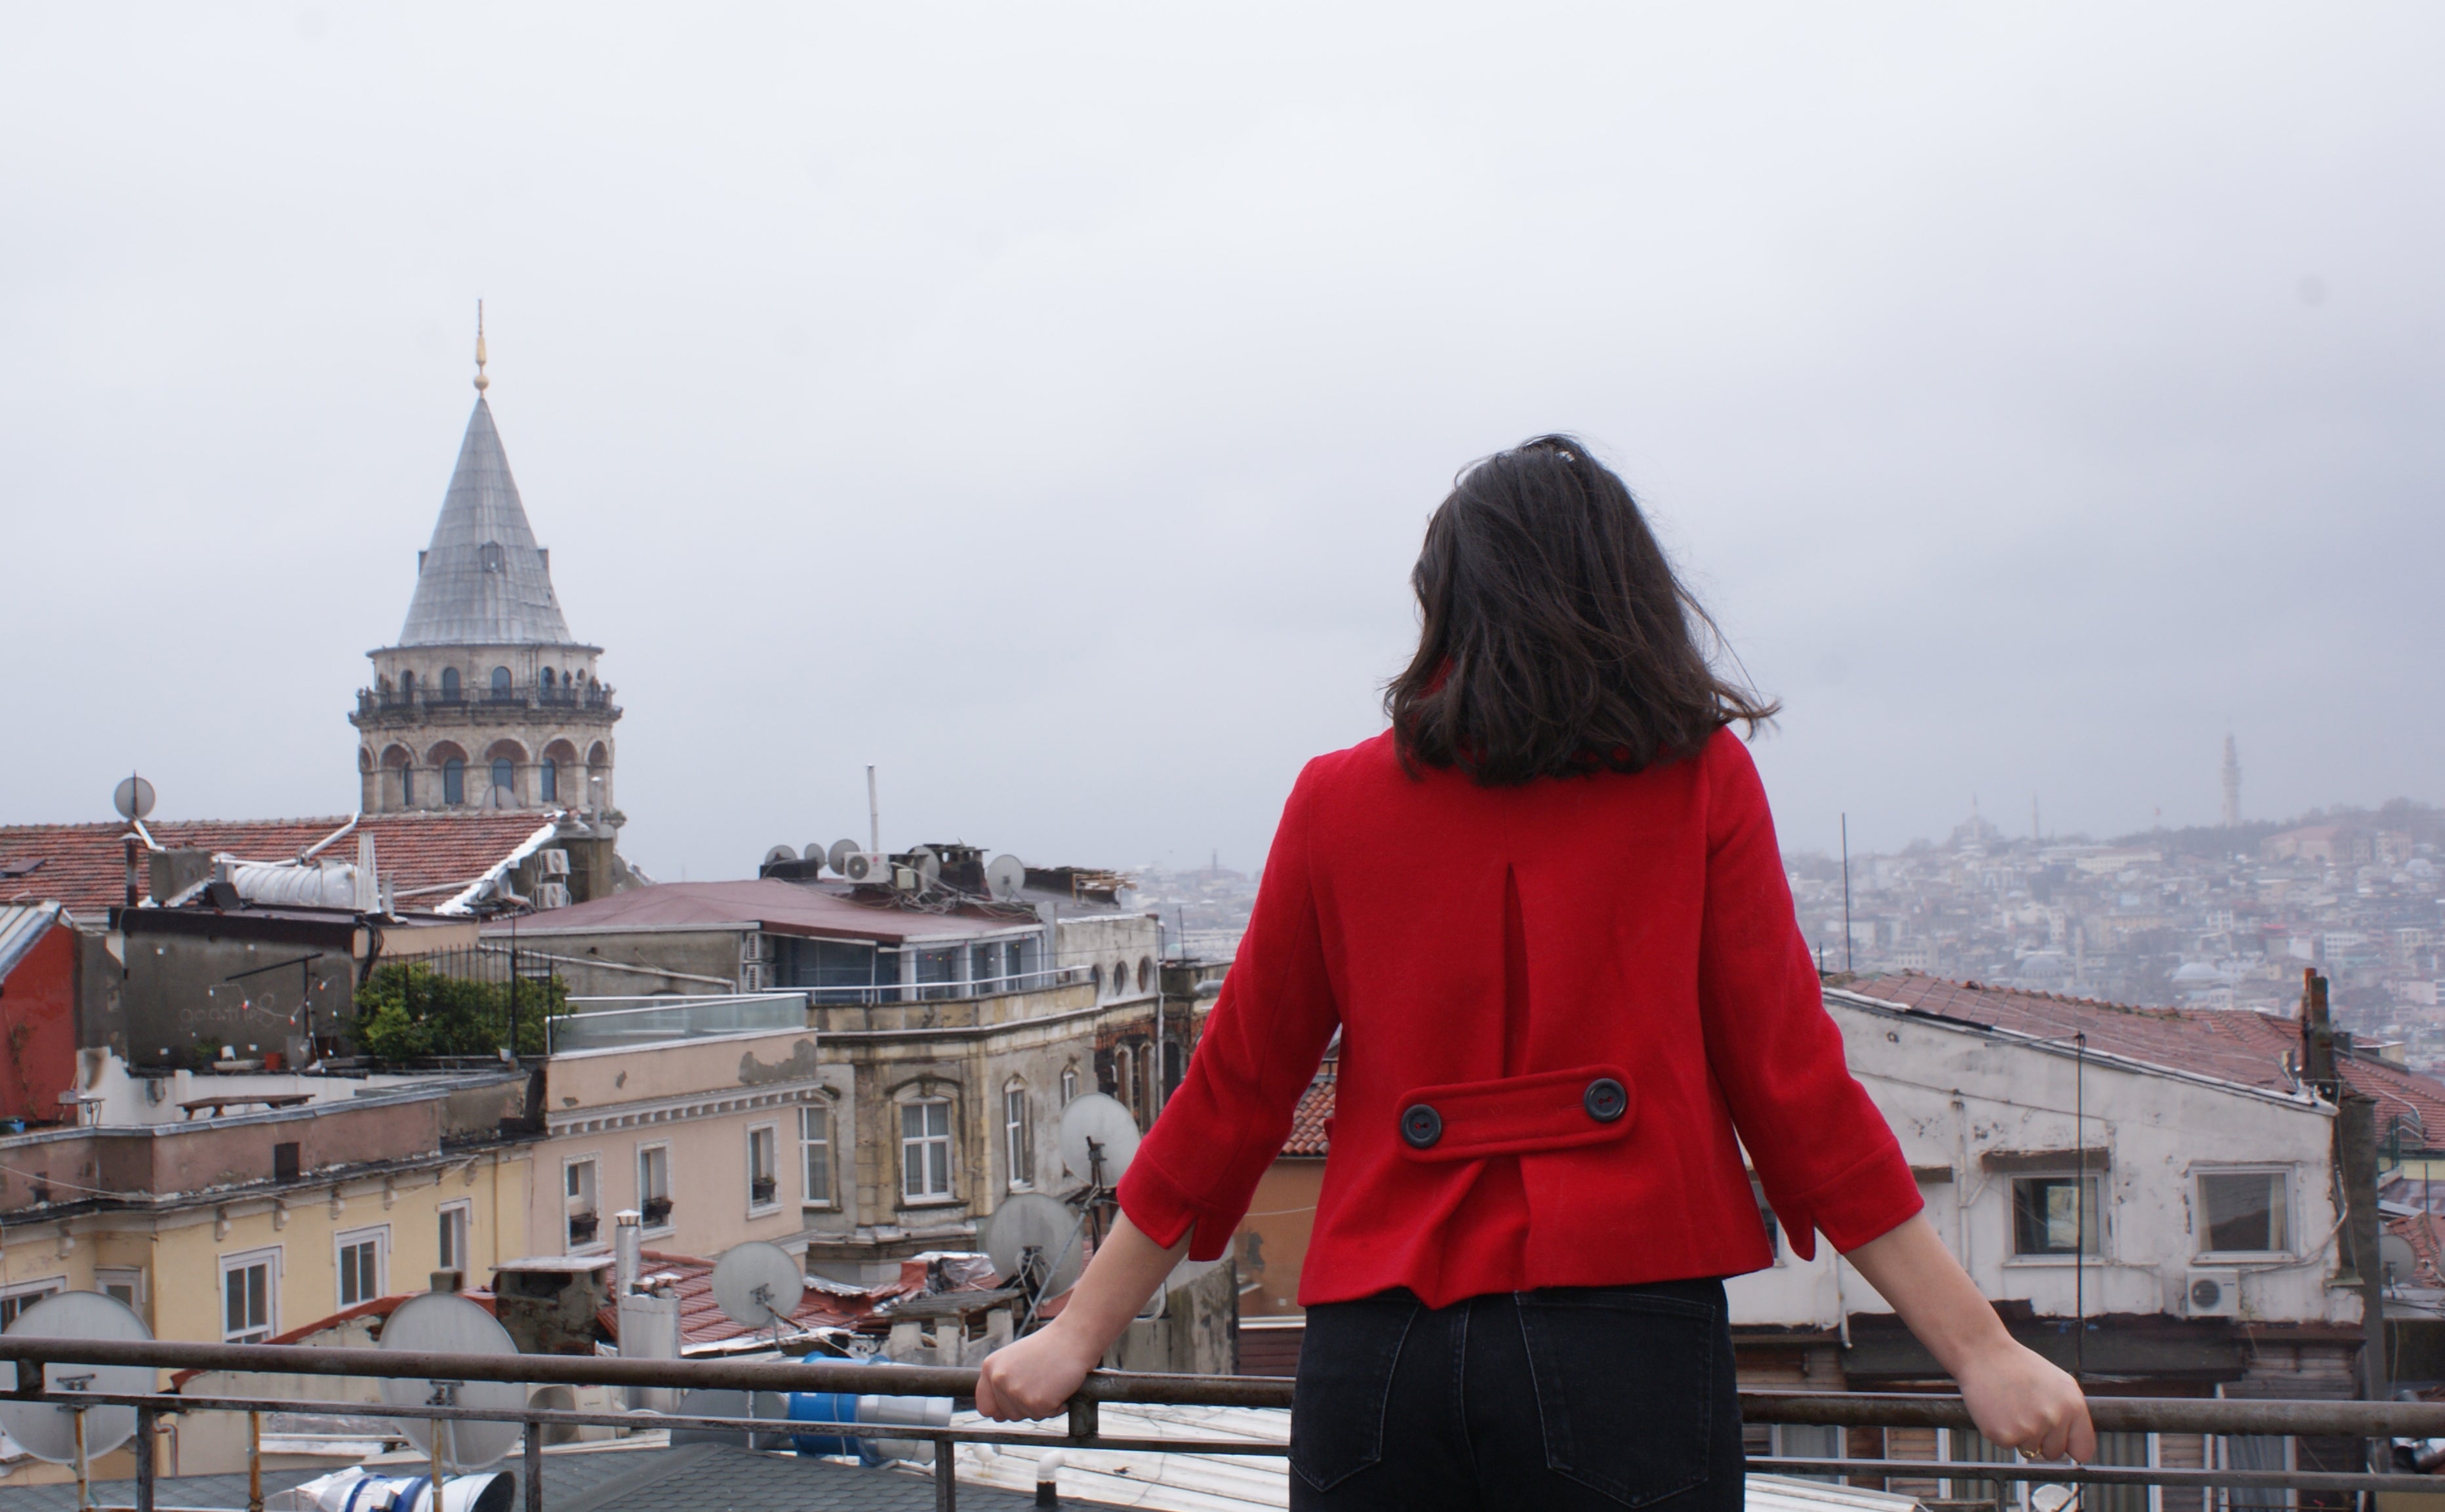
[4,1333,2443,1512]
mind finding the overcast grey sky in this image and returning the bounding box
[5,5,2439,880]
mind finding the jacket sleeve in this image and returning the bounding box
[1118,761,1341,1262]
[1695,732,1922,1261]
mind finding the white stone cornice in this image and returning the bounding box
[545,1079,825,1137]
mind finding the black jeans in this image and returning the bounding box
[1289,1281,1743,1512]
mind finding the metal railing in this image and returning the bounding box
[548,992,813,1051]
[354,686,620,719]
[5,1334,2445,1512]
[799,966,1091,1008]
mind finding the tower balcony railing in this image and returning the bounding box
[2,1332,2442,1512]
[352,684,622,721]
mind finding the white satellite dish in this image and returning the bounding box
[826,839,860,875]
[979,1192,1085,1296]
[763,844,799,868]
[111,773,155,823]
[710,1241,805,1330]
[1059,1092,1140,1186]
[0,1292,153,1463]
[907,846,942,887]
[986,854,1026,902]
[378,1292,527,1471]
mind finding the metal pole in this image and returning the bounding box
[2075,1033,2086,1383]
[936,1437,958,1509]
[867,766,880,856]
[430,1417,447,1512]
[524,1417,542,1512]
[74,1408,90,1512]
[1840,814,1853,974]
[133,1406,155,1512]
[247,1411,262,1512]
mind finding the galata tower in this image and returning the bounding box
[351,313,623,823]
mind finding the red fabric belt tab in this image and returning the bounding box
[1394,1064,1637,1164]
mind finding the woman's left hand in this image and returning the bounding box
[975,1321,1101,1422]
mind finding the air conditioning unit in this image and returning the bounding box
[839,851,891,885]
[2183,1268,2241,1318]
[535,881,571,910]
[536,848,570,877]
[740,934,774,966]
[740,963,769,991]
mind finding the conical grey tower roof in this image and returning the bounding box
[397,397,576,647]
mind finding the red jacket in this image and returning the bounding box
[1118,727,1922,1309]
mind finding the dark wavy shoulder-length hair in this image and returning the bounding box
[1383,435,1778,786]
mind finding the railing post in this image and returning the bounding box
[935,1435,958,1509]
[133,1406,155,1512]
[247,1410,263,1512]
[524,1416,543,1512]
[1066,1397,1097,1443]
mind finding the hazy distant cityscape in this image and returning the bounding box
[1137,750,2445,1071]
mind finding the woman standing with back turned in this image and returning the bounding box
[979,437,2093,1510]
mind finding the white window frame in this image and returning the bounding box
[334,1225,390,1309]
[1005,1081,1033,1192]
[747,1122,781,1214]
[94,1268,143,1314]
[900,1097,954,1204]
[637,1142,674,1234]
[563,1155,604,1252]
[801,1102,836,1209]
[0,1279,64,1330]
[2193,1166,2294,1260]
[220,1247,281,1344]
[1059,1065,1078,1106]
[436,1199,472,1276]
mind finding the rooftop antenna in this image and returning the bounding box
[710,1241,807,1355]
[473,300,489,393]
[377,1292,525,1477]
[866,765,881,856]
[1840,813,1853,974]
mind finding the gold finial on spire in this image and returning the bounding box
[473,299,490,393]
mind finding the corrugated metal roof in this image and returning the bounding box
[396,397,580,648]
[0,903,60,980]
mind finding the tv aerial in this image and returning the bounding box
[710,1241,806,1346]
[826,839,860,875]
[1059,1092,1140,1189]
[978,1191,1085,1299]
[111,773,155,823]
[763,844,799,869]
[985,854,1027,903]
[0,1292,153,1465]
[377,1292,527,1471]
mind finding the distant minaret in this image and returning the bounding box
[2221,734,2242,828]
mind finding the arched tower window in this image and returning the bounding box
[479,541,504,573]
[491,757,515,802]
[491,666,512,699]
[399,670,415,698]
[443,758,466,805]
[539,758,557,804]
[401,766,415,805]
[439,667,460,701]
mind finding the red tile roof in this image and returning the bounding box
[1282,1064,1335,1157]
[0,812,558,914]
[509,878,1035,943]
[1849,973,2445,1144]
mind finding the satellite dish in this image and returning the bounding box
[908,846,942,886]
[1059,1092,1140,1185]
[979,1192,1085,1296]
[763,845,799,868]
[826,839,860,875]
[986,854,1026,902]
[111,773,155,823]
[378,1292,527,1471]
[2383,1232,2419,1285]
[710,1241,805,1330]
[0,1292,153,1463]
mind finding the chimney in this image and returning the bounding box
[615,1208,642,1296]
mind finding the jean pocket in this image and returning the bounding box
[1289,1292,1420,1492]
[1514,1288,1721,1507]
